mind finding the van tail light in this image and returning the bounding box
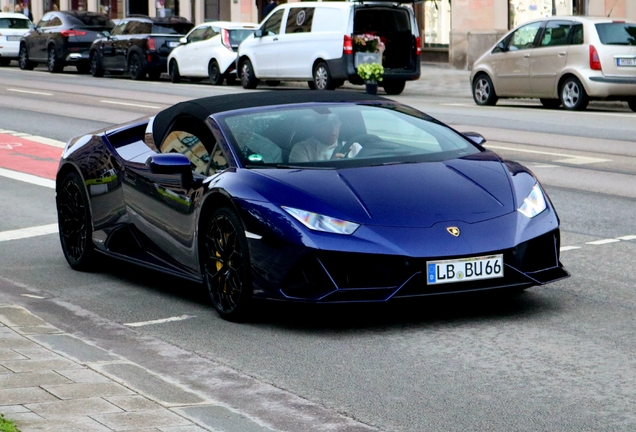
[343,35,353,55]
[222,29,232,50]
[147,37,156,51]
[60,29,87,37]
[589,45,602,71]
[416,36,421,56]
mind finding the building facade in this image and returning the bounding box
[1,0,634,70]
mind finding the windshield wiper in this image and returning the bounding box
[275,164,336,170]
[370,160,417,167]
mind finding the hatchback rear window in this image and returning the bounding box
[0,18,32,29]
[229,29,255,46]
[595,23,636,45]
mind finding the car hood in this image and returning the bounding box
[254,154,515,228]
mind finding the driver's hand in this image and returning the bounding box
[332,152,345,159]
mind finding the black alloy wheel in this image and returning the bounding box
[540,98,561,109]
[208,60,224,85]
[47,46,63,73]
[19,44,35,70]
[239,58,258,89]
[0,58,11,67]
[560,76,589,111]
[169,59,181,83]
[202,207,253,321]
[313,61,335,90]
[472,73,498,106]
[57,172,95,270]
[90,51,104,77]
[382,80,406,95]
[128,53,146,80]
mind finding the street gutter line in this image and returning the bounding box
[101,100,162,109]
[7,88,54,96]
[124,315,196,327]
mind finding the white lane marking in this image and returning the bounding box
[530,164,559,169]
[124,315,195,327]
[586,238,621,245]
[22,294,46,299]
[101,100,162,109]
[618,235,636,241]
[7,88,54,96]
[0,168,55,189]
[485,144,611,165]
[560,246,581,252]
[0,224,59,242]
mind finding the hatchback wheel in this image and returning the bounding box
[240,58,258,89]
[560,76,588,110]
[313,62,334,90]
[383,80,406,95]
[202,207,253,321]
[169,60,181,83]
[208,60,224,85]
[472,74,498,106]
[48,46,63,73]
[128,53,146,80]
[90,52,104,77]
[19,44,35,70]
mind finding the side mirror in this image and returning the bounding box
[254,29,263,38]
[462,132,487,146]
[179,37,187,44]
[497,41,507,52]
[146,154,193,188]
[102,30,111,38]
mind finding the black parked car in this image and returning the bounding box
[89,16,194,80]
[19,11,114,73]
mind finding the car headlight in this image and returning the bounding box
[282,206,359,235]
[518,183,546,218]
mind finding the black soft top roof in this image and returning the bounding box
[152,90,389,147]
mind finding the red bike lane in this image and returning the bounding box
[0,134,62,181]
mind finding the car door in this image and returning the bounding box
[101,21,126,70]
[118,20,150,70]
[32,13,58,61]
[180,25,210,76]
[277,6,315,78]
[193,26,219,76]
[251,9,285,77]
[493,21,542,97]
[530,20,572,98]
[24,14,49,61]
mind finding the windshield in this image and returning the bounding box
[595,22,636,45]
[218,103,481,169]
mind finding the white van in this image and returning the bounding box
[237,1,421,95]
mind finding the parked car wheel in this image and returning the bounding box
[313,62,335,90]
[239,58,258,89]
[128,53,146,80]
[208,60,224,85]
[540,98,561,109]
[90,52,104,77]
[382,80,406,95]
[560,76,589,111]
[57,171,96,271]
[0,58,10,67]
[169,59,181,84]
[202,207,253,321]
[19,44,36,70]
[48,46,63,73]
[472,74,498,106]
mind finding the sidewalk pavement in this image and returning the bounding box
[0,304,273,432]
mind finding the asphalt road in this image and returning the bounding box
[1,66,636,431]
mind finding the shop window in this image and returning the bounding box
[509,0,573,29]
[423,0,450,48]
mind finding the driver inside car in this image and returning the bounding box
[289,114,361,163]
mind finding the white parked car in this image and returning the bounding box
[167,21,257,85]
[0,12,33,66]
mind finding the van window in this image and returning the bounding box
[262,9,284,36]
[285,8,314,34]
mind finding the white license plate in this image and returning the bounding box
[427,254,503,285]
[167,41,180,48]
[617,58,636,66]
[6,36,22,41]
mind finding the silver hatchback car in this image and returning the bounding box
[471,16,636,111]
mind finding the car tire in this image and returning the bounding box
[265,80,280,87]
[313,61,335,90]
[208,60,224,85]
[47,45,63,73]
[239,58,259,89]
[169,59,181,84]
[560,76,588,111]
[540,98,561,109]
[472,74,498,106]
[128,52,146,80]
[57,171,96,271]
[202,207,253,322]
[0,58,10,67]
[90,52,104,77]
[628,99,636,112]
[382,80,406,95]
[19,44,36,70]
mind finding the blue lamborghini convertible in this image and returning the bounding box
[55,91,569,320]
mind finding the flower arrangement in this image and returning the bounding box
[357,62,384,83]
[353,33,385,54]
